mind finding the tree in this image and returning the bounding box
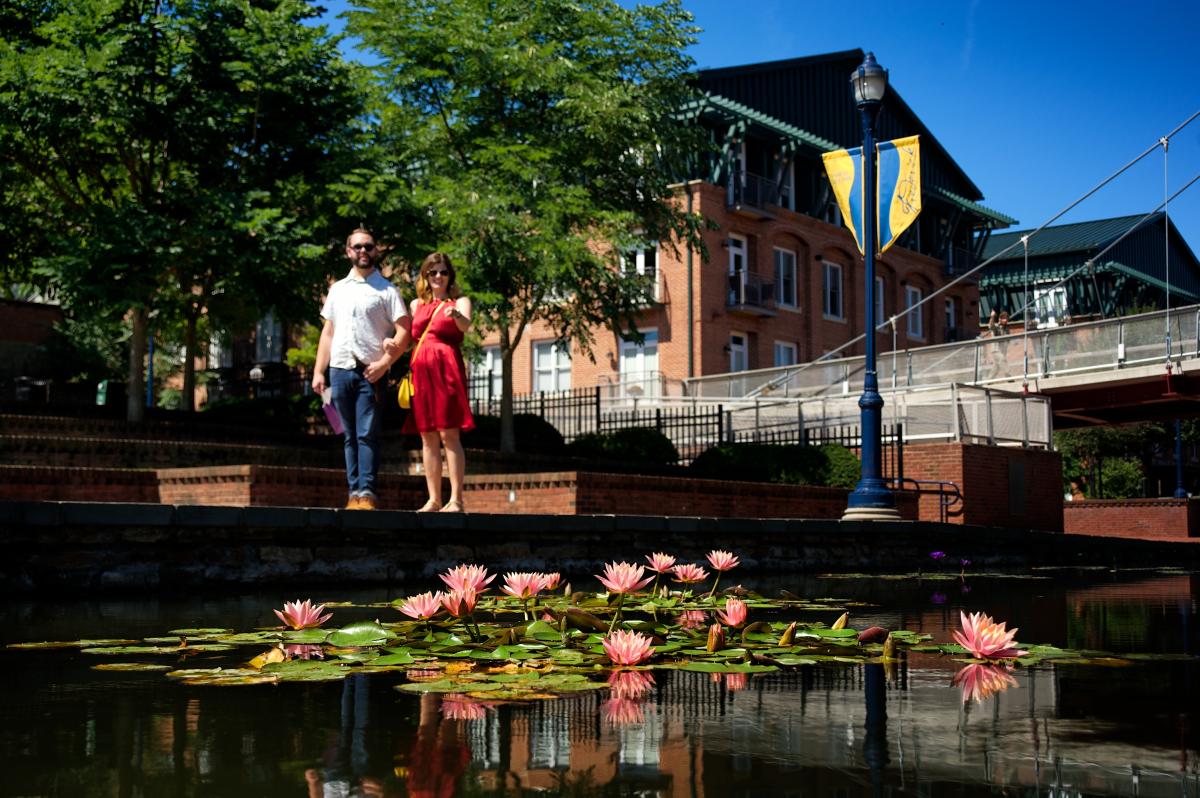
[349,0,707,452]
[0,0,365,418]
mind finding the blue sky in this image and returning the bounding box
[319,0,1200,253]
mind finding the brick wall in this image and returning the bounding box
[904,442,1063,532]
[0,465,159,503]
[157,465,434,510]
[0,300,63,379]
[464,470,919,519]
[1064,498,1199,540]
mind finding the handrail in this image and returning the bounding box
[895,476,963,523]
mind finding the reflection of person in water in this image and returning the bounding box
[404,694,471,798]
[305,673,402,797]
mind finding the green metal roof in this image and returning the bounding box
[982,214,1152,260]
[979,259,1200,303]
[684,93,839,153]
[932,186,1017,227]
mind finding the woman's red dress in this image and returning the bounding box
[402,299,476,434]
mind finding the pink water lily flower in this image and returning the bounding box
[716,598,747,627]
[284,644,326,661]
[670,563,709,585]
[439,564,495,594]
[440,588,477,618]
[399,591,445,621]
[274,599,333,630]
[541,572,562,591]
[645,552,676,573]
[596,562,654,595]
[952,663,1018,703]
[608,669,656,700]
[442,695,489,720]
[952,611,1028,659]
[706,549,740,572]
[602,629,655,666]
[501,572,551,600]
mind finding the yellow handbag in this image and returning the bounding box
[397,300,446,409]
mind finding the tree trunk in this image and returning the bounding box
[181,313,197,412]
[126,306,147,423]
[499,325,515,454]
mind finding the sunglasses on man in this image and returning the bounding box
[350,243,376,252]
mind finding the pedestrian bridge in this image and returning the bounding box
[674,305,1200,444]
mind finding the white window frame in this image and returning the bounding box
[254,311,284,363]
[729,333,748,372]
[533,340,571,393]
[905,285,924,339]
[773,341,797,367]
[778,162,795,212]
[823,262,843,320]
[1033,284,1067,327]
[619,329,659,397]
[472,345,502,399]
[944,297,957,336]
[774,248,797,309]
[622,243,660,303]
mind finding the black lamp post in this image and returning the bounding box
[844,52,900,521]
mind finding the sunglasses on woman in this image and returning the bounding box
[426,269,450,277]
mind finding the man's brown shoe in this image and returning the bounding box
[358,494,378,510]
[345,496,363,510]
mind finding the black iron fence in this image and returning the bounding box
[729,422,905,483]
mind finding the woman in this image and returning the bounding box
[403,252,475,512]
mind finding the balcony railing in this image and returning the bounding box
[946,246,976,276]
[728,271,775,313]
[727,171,780,212]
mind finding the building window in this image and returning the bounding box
[533,341,571,393]
[778,162,795,211]
[823,262,843,320]
[1034,285,1067,326]
[208,332,234,369]
[619,329,659,397]
[945,297,958,339]
[874,275,885,328]
[729,333,748,372]
[774,248,797,308]
[727,234,747,305]
[254,311,283,363]
[622,243,659,303]
[774,341,797,367]
[905,285,924,339]
[471,345,502,399]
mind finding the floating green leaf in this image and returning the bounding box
[325,621,394,648]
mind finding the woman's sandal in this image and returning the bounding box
[416,499,442,513]
[439,500,465,513]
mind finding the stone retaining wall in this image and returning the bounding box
[1064,497,1199,540]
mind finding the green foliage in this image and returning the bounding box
[690,443,858,488]
[464,414,566,454]
[348,0,708,451]
[1094,456,1145,499]
[200,392,321,433]
[1056,424,1159,498]
[566,427,680,465]
[285,323,321,371]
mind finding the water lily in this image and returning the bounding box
[399,591,445,622]
[706,622,725,653]
[706,549,739,596]
[273,599,333,630]
[541,572,562,591]
[439,564,495,594]
[596,561,654,594]
[952,663,1018,703]
[501,572,553,620]
[952,611,1028,660]
[716,598,747,627]
[608,669,655,700]
[677,610,708,629]
[930,550,946,561]
[602,629,654,666]
[440,589,477,618]
[645,552,676,594]
[670,563,709,586]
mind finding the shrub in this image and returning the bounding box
[689,442,861,488]
[566,427,679,465]
[201,393,321,432]
[820,444,861,490]
[463,413,566,454]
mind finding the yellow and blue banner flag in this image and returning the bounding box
[821,135,921,255]
[821,146,865,254]
[876,135,921,253]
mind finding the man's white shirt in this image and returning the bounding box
[320,268,407,369]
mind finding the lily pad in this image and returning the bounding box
[325,621,394,648]
[167,667,279,686]
[92,662,174,672]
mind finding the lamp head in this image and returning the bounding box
[851,52,888,106]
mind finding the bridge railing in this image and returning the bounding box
[683,304,1200,400]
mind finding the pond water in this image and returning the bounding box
[3,569,1198,797]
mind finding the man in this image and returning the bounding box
[313,228,411,509]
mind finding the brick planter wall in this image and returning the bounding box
[157,465,434,510]
[904,442,1063,532]
[1063,498,1199,540]
[463,471,919,519]
[0,465,159,503]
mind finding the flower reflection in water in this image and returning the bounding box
[601,697,646,725]
[952,663,1018,703]
[608,669,655,700]
[441,694,489,720]
[724,672,749,692]
[677,610,707,629]
[284,644,325,661]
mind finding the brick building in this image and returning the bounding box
[476,50,1015,398]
